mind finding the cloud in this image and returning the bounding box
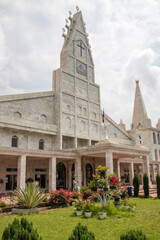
[0,0,160,128]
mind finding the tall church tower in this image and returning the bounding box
[53,10,101,149]
[131,80,151,130]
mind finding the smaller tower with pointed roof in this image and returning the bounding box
[131,80,151,130]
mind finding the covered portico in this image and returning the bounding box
[77,141,151,186]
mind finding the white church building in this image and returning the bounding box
[0,10,159,194]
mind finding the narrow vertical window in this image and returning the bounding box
[39,139,44,150]
[11,136,18,148]
[153,132,156,144]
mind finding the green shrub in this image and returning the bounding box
[2,217,42,240]
[143,174,149,198]
[68,222,95,240]
[120,229,148,240]
[133,174,140,197]
[13,182,46,208]
[156,174,160,198]
[0,202,6,207]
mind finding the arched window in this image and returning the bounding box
[83,107,86,116]
[78,106,82,115]
[155,149,158,161]
[66,104,71,112]
[157,133,160,145]
[11,136,18,148]
[14,112,22,118]
[39,139,44,150]
[153,132,156,144]
[86,164,93,184]
[66,117,71,129]
[139,135,142,144]
[56,162,66,189]
[41,114,47,123]
[80,120,85,132]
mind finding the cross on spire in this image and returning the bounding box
[77,41,85,56]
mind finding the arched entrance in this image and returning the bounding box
[86,164,93,185]
[56,162,66,189]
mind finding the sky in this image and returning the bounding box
[0,0,160,129]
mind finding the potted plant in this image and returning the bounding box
[108,174,120,189]
[92,193,100,202]
[98,193,112,219]
[83,200,93,217]
[88,180,98,192]
[96,165,108,178]
[80,186,92,200]
[74,198,83,216]
[120,188,128,200]
[111,189,121,206]
[99,212,107,220]
[12,182,46,214]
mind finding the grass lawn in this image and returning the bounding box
[0,198,160,240]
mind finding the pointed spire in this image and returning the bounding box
[156,118,160,129]
[131,80,151,130]
[119,118,126,130]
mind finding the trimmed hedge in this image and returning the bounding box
[156,174,160,198]
[120,229,148,240]
[68,222,95,240]
[133,174,140,197]
[143,174,149,198]
[2,218,42,240]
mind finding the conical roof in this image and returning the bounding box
[131,80,149,130]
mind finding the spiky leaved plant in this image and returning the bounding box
[13,182,46,208]
[98,193,112,209]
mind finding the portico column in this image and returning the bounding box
[117,160,120,179]
[129,162,134,186]
[141,164,144,185]
[68,163,72,190]
[144,155,151,185]
[75,157,82,188]
[105,151,113,175]
[49,157,56,191]
[152,164,156,182]
[17,155,26,189]
[157,164,160,176]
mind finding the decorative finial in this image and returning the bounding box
[76,6,79,12]
[62,28,66,38]
[65,19,69,29]
[136,80,139,84]
[68,11,72,22]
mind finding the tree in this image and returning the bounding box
[133,174,140,197]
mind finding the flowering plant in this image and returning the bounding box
[92,193,100,201]
[74,197,84,211]
[82,199,93,212]
[71,192,81,199]
[96,165,108,173]
[110,189,121,198]
[0,201,6,207]
[108,176,120,186]
[120,188,128,196]
[50,189,71,205]
[80,187,92,199]
[97,189,104,197]
[0,179,3,184]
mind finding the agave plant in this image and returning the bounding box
[98,193,112,209]
[13,182,47,208]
